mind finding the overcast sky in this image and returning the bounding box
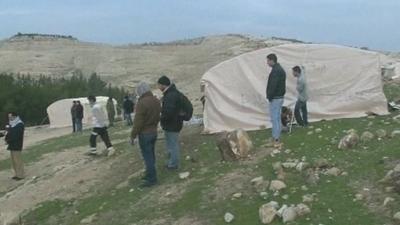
[0,0,399,51]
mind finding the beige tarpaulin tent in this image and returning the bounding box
[201,44,389,134]
[46,96,118,128]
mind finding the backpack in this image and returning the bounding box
[178,92,193,121]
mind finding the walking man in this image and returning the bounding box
[5,112,25,180]
[292,66,309,127]
[87,95,114,156]
[71,101,77,132]
[158,75,183,170]
[106,97,116,127]
[75,100,84,132]
[123,96,134,126]
[266,53,286,148]
[130,82,161,187]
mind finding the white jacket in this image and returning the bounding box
[91,103,108,128]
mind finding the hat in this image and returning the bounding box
[157,75,171,86]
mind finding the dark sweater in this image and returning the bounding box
[160,84,183,132]
[5,122,24,151]
[266,63,286,101]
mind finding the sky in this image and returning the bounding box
[0,0,399,51]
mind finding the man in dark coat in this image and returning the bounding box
[5,112,25,180]
[75,100,84,132]
[106,97,116,127]
[71,101,77,132]
[123,96,134,126]
[158,75,183,170]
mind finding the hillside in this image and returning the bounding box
[0,34,297,112]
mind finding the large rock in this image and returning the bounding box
[338,130,359,149]
[259,203,278,224]
[217,129,253,161]
[269,180,287,192]
[360,131,374,142]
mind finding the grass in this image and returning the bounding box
[15,84,400,224]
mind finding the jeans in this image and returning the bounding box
[269,98,284,141]
[295,100,308,126]
[90,127,112,149]
[164,131,180,168]
[75,119,83,132]
[72,118,76,132]
[124,113,133,126]
[138,133,158,183]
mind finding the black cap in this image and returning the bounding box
[158,75,171,86]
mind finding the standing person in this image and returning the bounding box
[130,82,161,187]
[71,101,77,132]
[106,97,116,127]
[266,53,286,148]
[5,112,25,180]
[123,96,134,126]
[292,66,309,127]
[87,95,114,156]
[75,100,84,132]
[157,75,183,170]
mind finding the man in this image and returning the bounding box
[106,97,116,127]
[70,101,77,132]
[87,95,114,156]
[75,100,84,132]
[266,53,286,148]
[158,75,183,170]
[292,66,309,127]
[123,96,134,126]
[5,112,25,180]
[130,82,161,187]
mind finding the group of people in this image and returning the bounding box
[266,53,309,148]
[70,100,84,132]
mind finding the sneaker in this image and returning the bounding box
[11,176,24,181]
[87,148,98,155]
[106,147,116,157]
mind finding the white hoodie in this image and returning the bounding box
[91,103,108,128]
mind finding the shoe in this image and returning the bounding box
[165,165,178,171]
[106,147,116,157]
[139,181,157,188]
[273,142,283,149]
[12,176,24,181]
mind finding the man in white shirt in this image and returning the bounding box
[87,95,114,155]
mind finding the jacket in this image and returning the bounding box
[5,120,24,151]
[131,91,161,139]
[266,63,286,101]
[296,72,308,102]
[160,84,183,132]
[106,100,116,116]
[123,99,134,114]
[91,103,108,128]
[76,104,84,119]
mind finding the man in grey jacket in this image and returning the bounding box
[292,66,308,127]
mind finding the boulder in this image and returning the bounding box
[360,131,374,142]
[338,130,359,149]
[259,204,278,224]
[217,129,253,161]
[269,180,287,192]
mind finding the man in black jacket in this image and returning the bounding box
[5,112,25,180]
[158,75,183,170]
[75,101,84,132]
[266,53,286,148]
[123,96,134,126]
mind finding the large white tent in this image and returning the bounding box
[46,96,118,128]
[201,44,390,134]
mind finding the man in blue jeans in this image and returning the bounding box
[158,75,183,170]
[266,53,286,148]
[292,66,308,127]
[130,82,161,187]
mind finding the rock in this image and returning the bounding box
[394,212,400,221]
[383,197,394,206]
[251,176,264,186]
[360,131,374,142]
[376,129,387,138]
[259,204,278,224]
[301,185,309,191]
[385,186,395,193]
[296,162,310,172]
[272,162,283,171]
[338,130,359,149]
[216,129,253,161]
[265,201,280,209]
[269,180,287,192]
[302,194,314,203]
[307,131,314,135]
[282,207,297,223]
[295,203,311,216]
[282,162,297,169]
[306,169,320,185]
[314,158,330,168]
[179,172,190,179]
[259,192,269,200]
[315,128,322,133]
[224,212,235,223]
[232,192,242,199]
[281,194,289,200]
[394,164,400,173]
[355,193,364,201]
[251,176,269,192]
[392,130,400,138]
[277,205,288,217]
[81,213,97,224]
[326,167,341,176]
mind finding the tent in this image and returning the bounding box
[201,44,389,134]
[47,96,118,128]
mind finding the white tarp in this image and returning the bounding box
[201,44,389,133]
[46,96,117,128]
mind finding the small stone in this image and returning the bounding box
[296,162,310,172]
[179,172,190,179]
[260,192,269,199]
[185,155,191,161]
[383,197,395,206]
[269,180,287,192]
[259,203,278,224]
[129,188,134,193]
[282,162,297,169]
[307,131,314,135]
[302,194,314,203]
[338,130,359,149]
[394,212,400,221]
[224,212,235,223]
[355,193,363,201]
[301,185,309,191]
[232,193,242,199]
[80,214,97,224]
[251,176,264,186]
[385,186,395,192]
[315,128,322,133]
[341,171,349,176]
[74,210,79,215]
[376,129,387,138]
[282,194,289,200]
[295,203,311,216]
[282,207,297,223]
[326,167,341,176]
[277,205,288,217]
[360,131,374,142]
[314,158,330,168]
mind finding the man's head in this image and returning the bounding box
[87,95,96,106]
[136,81,151,97]
[292,66,301,77]
[8,112,18,121]
[108,97,113,101]
[157,75,171,92]
[72,100,77,105]
[77,100,81,105]
[266,54,278,67]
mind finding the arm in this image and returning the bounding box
[267,69,278,100]
[131,100,145,139]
